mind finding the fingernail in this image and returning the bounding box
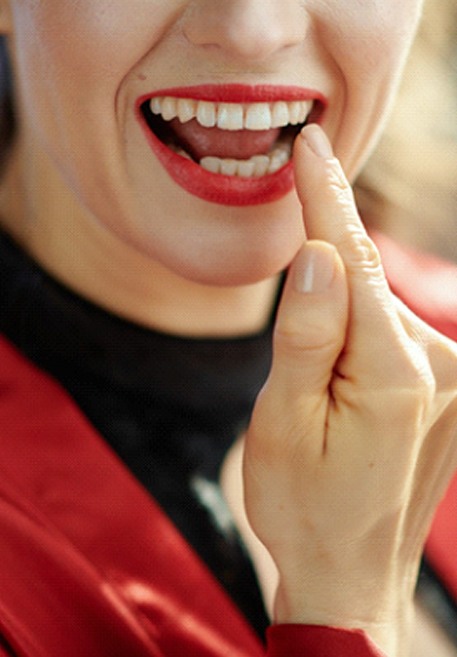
[301,124,334,159]
[295,246,335,294]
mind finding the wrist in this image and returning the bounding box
[273,573,415,657]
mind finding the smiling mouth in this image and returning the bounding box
[140,96,321,178]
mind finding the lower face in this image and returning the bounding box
[7,0,423,286]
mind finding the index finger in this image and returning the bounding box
[293,124,424,385]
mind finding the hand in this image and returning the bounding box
[242,125,457,655]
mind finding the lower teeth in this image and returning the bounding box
[172,144,291,177]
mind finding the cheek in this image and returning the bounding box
[10,0,189,134]
[9,1,186,204]
[312,1,423,176]
[315,1,423,78]
[12,2,178,87]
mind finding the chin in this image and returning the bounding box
[162,226,303,287]
[101,172,305,288]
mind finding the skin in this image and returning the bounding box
[1,1,457,655]
[0,0,422,330]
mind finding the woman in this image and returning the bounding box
[0,1,456,656]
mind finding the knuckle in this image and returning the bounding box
[402,348,436,391]
[397,357,437,414]
[338,229,383,273]
[327,161,353,200]
[399,309,457,391]
[274,318,340,358]
[325,165,383,273]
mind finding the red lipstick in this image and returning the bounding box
[135,84,326,207]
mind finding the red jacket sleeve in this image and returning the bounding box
[266,625,387,657]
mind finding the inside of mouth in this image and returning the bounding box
[141,101,306,165]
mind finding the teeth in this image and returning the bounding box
[267,148,290,174]
[250,155,270,177]
[200,146,291,178]
[220,159,238,176]
[161,97,179,121]
[149,96,313,131]
[149,95,312,177]
[196,100,217,128]
[288,101,303,125]
[177,98,196,123]
[200,156,223,174]
[245,103,272,131]
[175,149,193,161]
[150,97,163,115]
[238,160,256,178]
[217,103,244,131]
[271,101,291,128]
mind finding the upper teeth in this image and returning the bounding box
[149,96,313,131]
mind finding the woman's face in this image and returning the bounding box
[3,0,422,285]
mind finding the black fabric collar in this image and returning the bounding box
[0,229,274,411]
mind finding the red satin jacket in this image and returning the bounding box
[0,233,455,657]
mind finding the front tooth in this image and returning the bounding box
[245,103,272,130]
[177,98,197,123]
[271,101,290,128]
[161,97,178,121]
[238,160,256,178]
[219,159,238,176]
[200,156,221,173]
[196,100,217,128]
[217,103,244,131]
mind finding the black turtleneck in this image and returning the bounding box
[0,229,272,638]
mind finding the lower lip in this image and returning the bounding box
[135,109,296,207]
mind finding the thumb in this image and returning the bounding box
[268,240,348,402]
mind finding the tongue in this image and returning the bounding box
[169,118,281,161]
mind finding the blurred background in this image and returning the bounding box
[356,0,457,263]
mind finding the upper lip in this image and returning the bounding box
[136,83,327,105]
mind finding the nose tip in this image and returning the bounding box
[182,0,306,63]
